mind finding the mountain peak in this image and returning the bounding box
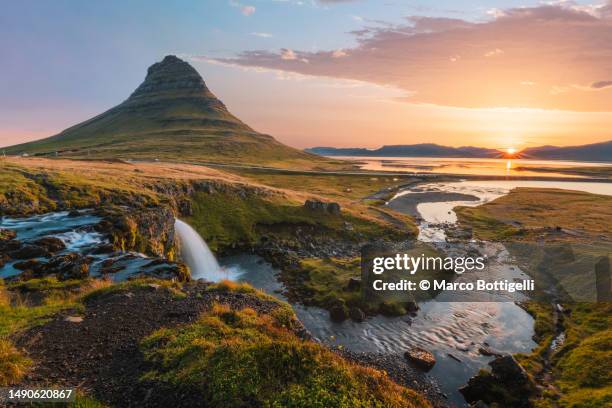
[128,55,212,102]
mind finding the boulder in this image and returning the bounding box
[329,304,349,322]
[459,355,535,407]
[346,277,362,291]
[9,244,49,259]
[33,236,66,253]
[349,307,366,322]
[404,347,436,371]
[304,199,341,215]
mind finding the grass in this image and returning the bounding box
[186,190,413,252]
[456,187,612,242]
[231,169,415,201]
[140,303,430,408]
[457,188,612,407]
[0,338,31,386]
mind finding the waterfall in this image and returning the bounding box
[174,219,227,282]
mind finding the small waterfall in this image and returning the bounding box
[174,219,226,282]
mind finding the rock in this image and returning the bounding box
[349,307,366,322]
[404,301,419,313]
[67,210,81,217]
[9,244,50,259]
[65,316,84,323]
[0,228,16,241]
[304,199,341,215]
[448,353,462,363]
[329,304,349,322]
[478,346,503,357]
[13,259,44,272]
[346,277,361,291]
[89,244,115,255]
[404,347,436,371]
[33,236,66,253]
[460,355,535,407]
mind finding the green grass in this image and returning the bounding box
[140,303,430,408]
[232,169,414,201]
[186,190,411,252]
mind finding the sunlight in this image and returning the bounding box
[506,147,516,155]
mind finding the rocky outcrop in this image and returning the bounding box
[304,199,341,215]
[460,355,536,407]
[96,206,176,260]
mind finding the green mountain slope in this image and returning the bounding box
[6,55,342,170]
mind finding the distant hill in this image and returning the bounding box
[308,141,612,162]
[519,140,612,162]
[5,56,341,170]
[307,144,503,158]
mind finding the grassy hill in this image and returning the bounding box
[5,56,346,170]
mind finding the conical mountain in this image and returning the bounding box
[6,55,336,169]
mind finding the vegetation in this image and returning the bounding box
[140,303,430,408]
[515,166,612,179]
[456,187,612,242]
[457,188,612,407]
[186,190,414,252]
[231,169,415,201]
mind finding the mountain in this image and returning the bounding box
[6,55,339,169]
[519,140,612,162]
[307,144,503,158]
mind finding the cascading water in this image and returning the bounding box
[174,219,236,282]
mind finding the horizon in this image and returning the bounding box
[3,0,612,150]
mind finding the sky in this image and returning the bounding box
[2,0,612,150]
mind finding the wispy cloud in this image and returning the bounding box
[251,32,273,38]
[229,0,255,16]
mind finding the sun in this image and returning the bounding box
[506,147,516,155]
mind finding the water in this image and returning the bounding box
[393,179,612,242]
[221,252,536,407]
[335,156,612,178]
[174,219,241,282]
[0,211,180,281]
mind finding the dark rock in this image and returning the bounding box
[448,353,462,363]
[67,210,81,217]
[33,236,66,253]
[478,346,503,357]
[89,244,115,255]
[13,259,44,272]
[460,355,535,407]
[9,244,50,259]
[346,277,361,291]
[349,307,366,322]
[329,304,349,322]
[404,347,436,371]
[404,300,419,313]
[304,199,341,215]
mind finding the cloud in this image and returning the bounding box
[280,48,297,60]
[484,48,504,57]
[229,1,255,16]
[592,80,612,89]
[251,32,273,38]
[215,3,612,111]
[332,49,348,58]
